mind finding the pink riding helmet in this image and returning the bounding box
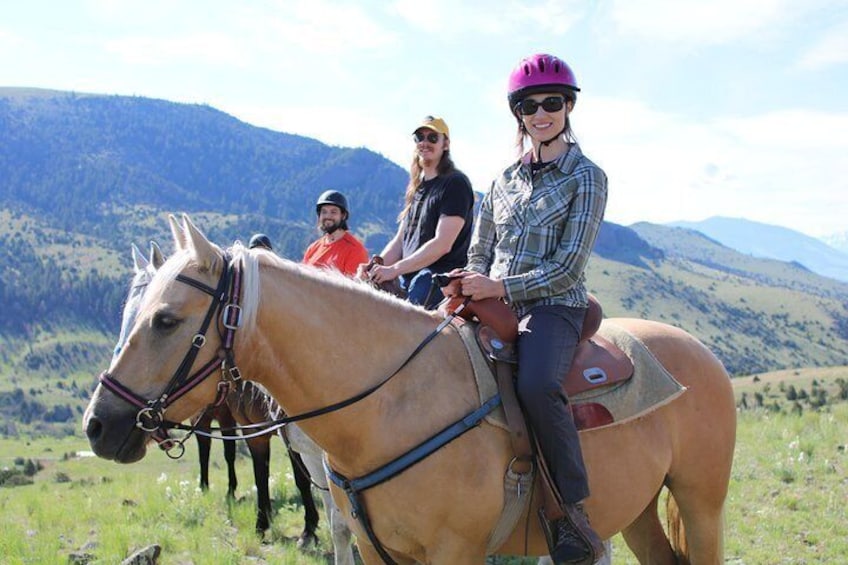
[507,53,580,110]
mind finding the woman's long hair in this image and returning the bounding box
[397,149,457,222]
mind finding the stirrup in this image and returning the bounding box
[538,507,559,557]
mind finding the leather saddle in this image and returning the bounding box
[444,293,634,425]
[444,291,635,524]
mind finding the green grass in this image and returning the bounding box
[723,404,848,563]
[2,371,847,563]
[0,436,333,564]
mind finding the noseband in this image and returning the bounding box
[99,256,244,457]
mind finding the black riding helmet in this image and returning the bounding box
[248,233,273,250]
[316,190,349,231]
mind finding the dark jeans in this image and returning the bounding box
[516,304,589,504]
[400,268,441,310]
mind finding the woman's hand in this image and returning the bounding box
[459,273,506,301]
[439,269,469,298]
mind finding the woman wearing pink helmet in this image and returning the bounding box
[449,53,607,564]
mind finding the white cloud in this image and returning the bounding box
[797,19,848,70]
[609,0,794,45]
[391,0,585,36]
[714,110,848,150]
[105,33,247,66]
[228,102,410,165]
[0,29,24,48]
[259,0,398,53]
[575,96,848,235]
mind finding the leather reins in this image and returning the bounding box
[98,253,468,456]
[99,252,497,564]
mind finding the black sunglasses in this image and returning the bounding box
[514,96,566,116]
[413,131,440,143]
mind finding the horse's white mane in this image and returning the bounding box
[238,246,428,325]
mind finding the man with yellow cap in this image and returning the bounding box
[361,116,474,309]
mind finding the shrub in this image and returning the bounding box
[786,385,797,401]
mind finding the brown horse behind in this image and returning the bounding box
[84,216,736,564]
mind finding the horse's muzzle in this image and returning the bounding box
[84,406,148,463]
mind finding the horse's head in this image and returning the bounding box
[84,214,243,463]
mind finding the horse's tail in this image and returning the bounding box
[665,491,690,564]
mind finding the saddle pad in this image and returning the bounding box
[454,321,510,432]
[571,321,686,429]
[455,320,687,432]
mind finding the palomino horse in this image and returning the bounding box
[86,216,736,564]
[117,242,354,563]
[117,244,284,533]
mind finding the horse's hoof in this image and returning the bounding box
[296,530,319,550]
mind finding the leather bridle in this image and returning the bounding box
[96,250,495,564]
[98,251,464,461]
[98,255,244,457]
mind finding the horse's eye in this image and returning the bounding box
[152,312,179,331]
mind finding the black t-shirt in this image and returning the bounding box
[401,170,474,274]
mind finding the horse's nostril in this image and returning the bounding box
[86,417,103,442]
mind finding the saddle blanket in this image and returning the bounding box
[455,319,687,432]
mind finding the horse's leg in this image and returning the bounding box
[620,490,676,565]
[288,449,320,549]
[195,413,213,491]
[218,407,239,499]
[665,480,726,565]
[291,426,355,565]
[318,484,355,565]
[606,319,734,564]
[246,435,273,533]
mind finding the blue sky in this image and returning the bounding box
[3,0,846,237]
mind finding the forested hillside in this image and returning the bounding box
[0,88,405,250]
[0,88,408,336]
[2,88,847,435]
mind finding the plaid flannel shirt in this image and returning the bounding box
[466,143,607,318]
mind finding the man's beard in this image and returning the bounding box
[321,220,342,234]
[418,154,437,169]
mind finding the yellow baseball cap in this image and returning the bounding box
[412,115,449,138]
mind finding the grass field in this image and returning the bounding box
[1,368,846,564]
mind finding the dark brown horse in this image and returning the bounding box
[192,385,319,539]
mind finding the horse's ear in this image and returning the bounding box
[131,243,148,272]
[182,214,220,272]
[149,241,165,270]
[169,214,188,251]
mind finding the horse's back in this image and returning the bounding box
[606,318,736,510]
[605,318,735,418]
[604,316,735,428]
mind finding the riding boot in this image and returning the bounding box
[550,502,604,565]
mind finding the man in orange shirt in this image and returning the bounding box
[302,190,369,276]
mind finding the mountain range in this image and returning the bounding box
[1,88,846,433]
[670,217,848,282]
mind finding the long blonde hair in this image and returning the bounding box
[397,149,457,222]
